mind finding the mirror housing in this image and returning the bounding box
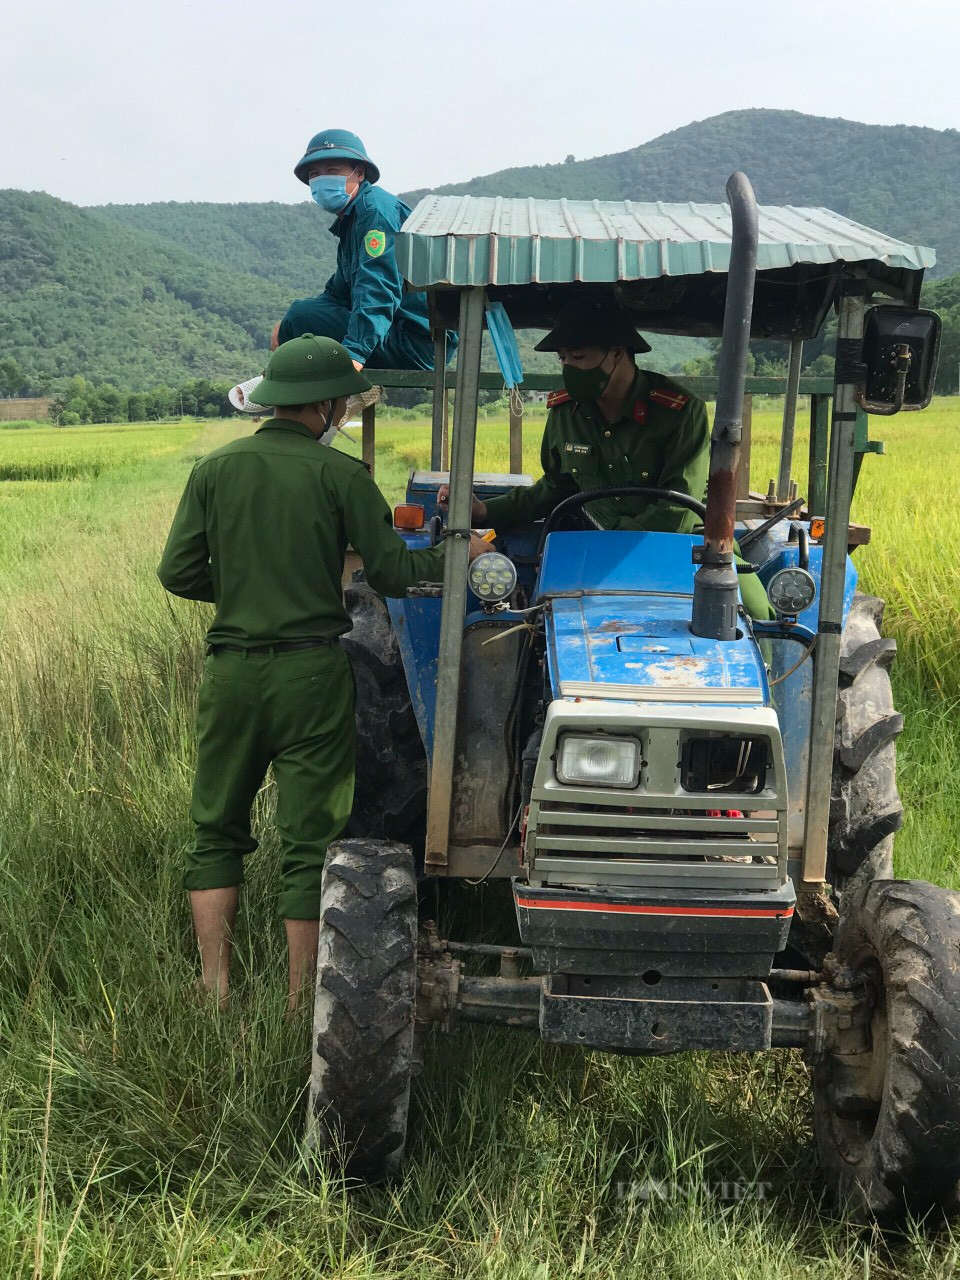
[857,306,941,415]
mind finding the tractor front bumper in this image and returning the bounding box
[512,879,796,978]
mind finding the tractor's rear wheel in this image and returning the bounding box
[342,581,428,850]
[307,838,418,1182]
[829,593,904,892]
[813,879,960,1219]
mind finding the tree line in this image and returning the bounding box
[48,375,237,425]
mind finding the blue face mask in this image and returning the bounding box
[309,175,355,214]
[485,301,524,388]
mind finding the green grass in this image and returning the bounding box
[0,410,959,1275]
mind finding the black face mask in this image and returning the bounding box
[561,350,614,402]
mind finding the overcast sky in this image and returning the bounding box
[4,0,958,207]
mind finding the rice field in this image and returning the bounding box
[0,404,959,1277]
[0,422,199,482]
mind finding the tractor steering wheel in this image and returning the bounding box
[535,486,707,558]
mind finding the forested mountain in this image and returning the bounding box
[3,109,960,393]
[97,201,338,296]
[402,110,960,277]
[0,191,288,390]
[98,110,960,288]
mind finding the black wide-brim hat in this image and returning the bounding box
[535,297,652,353]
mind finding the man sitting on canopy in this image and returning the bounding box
[272,128,457,374]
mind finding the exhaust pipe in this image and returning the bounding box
[691,172,759,640]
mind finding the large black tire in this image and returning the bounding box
[828,593,904,890]
[342,581,428,848]
[307,838,418,1181]
[813,879,960,1219]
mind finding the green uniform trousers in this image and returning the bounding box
[184,644,355,920]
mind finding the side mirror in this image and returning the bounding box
[857,306,941,415]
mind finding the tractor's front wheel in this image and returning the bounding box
[306,838,418,1181]
[813,879,960,1219]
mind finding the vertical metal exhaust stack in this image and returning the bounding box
[691,172,759,640]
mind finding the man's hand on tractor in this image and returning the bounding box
[437,485,487,524]
[467,533,489,561]
[352,359,364,372]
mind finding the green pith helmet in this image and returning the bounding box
[254,335,371,406]
[294,129,380,185]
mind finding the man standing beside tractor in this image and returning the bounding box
[272,128,456,375]
[440,297,772,619]
[158,335,484,1010]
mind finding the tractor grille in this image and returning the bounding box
[527,799,780,890]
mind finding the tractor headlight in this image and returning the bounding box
[556,734,640,789]
[468,551,518,604]
[767,566,817,617]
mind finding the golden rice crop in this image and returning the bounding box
[0,421,201,481]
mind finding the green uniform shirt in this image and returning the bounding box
[157,419,446,645]
[484,368,709,534]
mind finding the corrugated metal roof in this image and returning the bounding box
[396,196,936,288]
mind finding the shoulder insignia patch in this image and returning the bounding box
[364,229,386,258]
[633,400,648,425]
[650,387,690,411]
[546,390,572,408]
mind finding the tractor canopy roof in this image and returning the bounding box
[396,195,936,341]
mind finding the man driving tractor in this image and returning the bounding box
[440,297,772,619]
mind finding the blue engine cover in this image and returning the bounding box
[537,532,767,704]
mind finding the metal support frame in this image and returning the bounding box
[430,331,447,471]
[777,338,803,500]
[425,287,485,870]
[509,393,523,474]
[808,394,829,515]
[736,395,753,500]
[802,284,866,885]
[361,404,376,478]
[442,388,450,470]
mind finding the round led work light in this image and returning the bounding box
[468,551,518,604]
[767,566,817,617]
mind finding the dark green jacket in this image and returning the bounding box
[484,368,709,533]
[158,420,445,645]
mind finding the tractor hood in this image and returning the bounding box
[537,532,767,705]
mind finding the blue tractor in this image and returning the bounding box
[307,175,959,1219]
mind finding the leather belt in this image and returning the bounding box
[207,639,332,655]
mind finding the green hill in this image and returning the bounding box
[401,109,960,277]
[99,110,960,280]
[0,190,288,391]
[4,109,960,393]
[96,200,339,296]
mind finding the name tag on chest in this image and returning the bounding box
[564,443,592,456]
